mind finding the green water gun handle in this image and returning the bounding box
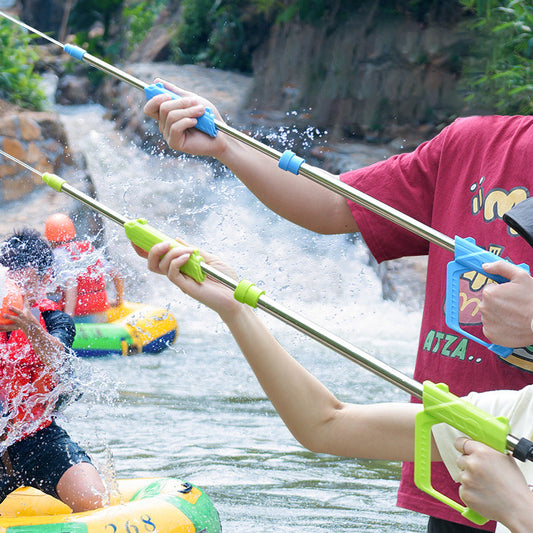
[124,219,206,283]
[41,172,206,283]
[414,381,511,525]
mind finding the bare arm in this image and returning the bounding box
[144,81,357,235]
[1,305,65,368]
[62,279,78,317]
[223,301,423,459]
[108,266,124,308]
[137,242,431,461]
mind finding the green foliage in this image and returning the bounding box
[170,0,271,72]
[171,0,215,64]
[254,0,462,25]
[460,0,533,115]
[69,0,125,39]
[122,0,167,53]
[0,20,46,110]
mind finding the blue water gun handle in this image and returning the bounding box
[445,236,530,357]
[144,83,218,138]
[63,44,217,137]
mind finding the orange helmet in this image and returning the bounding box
[0,279,23,325]
[45,213,76,243]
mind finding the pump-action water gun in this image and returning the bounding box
[0,11,529,358]
[1,11,530,359]
[2,149,533,525]
[3,15,532,349]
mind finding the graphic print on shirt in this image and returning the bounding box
[461,179,530,326]
[424,180,531,365]
[470,177,529,236]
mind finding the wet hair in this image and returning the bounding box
[0,228,54,276]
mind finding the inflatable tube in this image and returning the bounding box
[72,302,178,357]
[0,477,221,532]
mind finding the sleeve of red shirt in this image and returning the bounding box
[340,125,447,263]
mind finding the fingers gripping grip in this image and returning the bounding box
[445,236,530,357]
[414,381,510,525]
[144,83,218,138]
[124,219,205,283]
[63,44,217,137]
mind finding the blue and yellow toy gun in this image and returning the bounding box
[0,10,529,359]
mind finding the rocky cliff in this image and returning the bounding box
[249,4,469,139]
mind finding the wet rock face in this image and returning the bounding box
[0,111,70,201]
[249,5,469,140]
[55,75,92,105]
[0,101,102,243]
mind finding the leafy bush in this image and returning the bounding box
[122,0,167,54]
[170,0,270,72]
[0,19,46,110]
[256,0,463,24]
[460,0,533,115]
[171,0,215,64]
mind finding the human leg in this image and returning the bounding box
[8,422,106,512]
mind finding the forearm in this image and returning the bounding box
[224,305,342,448]
[501,495,533,533]
[24,324,65,368]
[221,304,424,459]
[218,136,358,234]
[63,284,77,316]
[112,271,124,306]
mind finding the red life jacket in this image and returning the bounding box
[0,299,61,441]
[58,240,109,316]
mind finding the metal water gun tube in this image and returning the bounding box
[0,10,528,359]
[2,149,533,526]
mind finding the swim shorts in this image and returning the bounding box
[0,421,93,501]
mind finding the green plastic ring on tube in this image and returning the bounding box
[42,173,66,192]
[234,279,265,308]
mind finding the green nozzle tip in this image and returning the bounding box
[42,172,66,192]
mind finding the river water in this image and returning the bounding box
[54,101,426,532]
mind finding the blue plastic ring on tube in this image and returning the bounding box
[278,150,305,175]
[64,44,86,61]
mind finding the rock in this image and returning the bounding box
[377,255,428,309]
[18,116,42,141]
[0,99,103,243]
[249,2,469,140]
[55,74,92,105]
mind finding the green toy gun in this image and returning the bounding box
[2,150,532,525]
[0,10,530,360]
[0,11,529,359]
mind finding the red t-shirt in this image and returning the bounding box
[341,115,533,530]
